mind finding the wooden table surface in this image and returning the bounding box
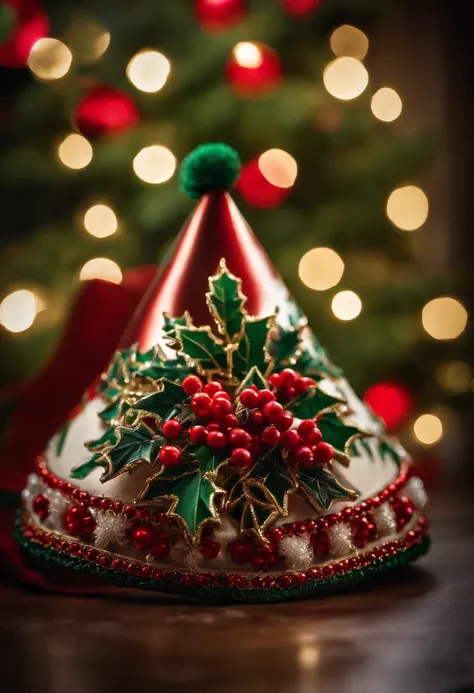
[1,490,473,693]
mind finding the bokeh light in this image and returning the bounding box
[126,50,171,93]
[79,258,122,284]
[363,382,412,431]
[233,41,263,68]
[330,25,369,60]
[57,134,93,170]
[83,204,118,238]
[323,57,368,101]
[413,413,443,446]
[371,87,402,122]
[0,289,40,333]
[331,290,362,321]
[299,248,344,291]
[386,185,429,231]
[27,38,72,80]
[258,149,298,188]
[133,146,176,184]
[422,297,468,340]
[436,361,471,394]
[64,16,110,63]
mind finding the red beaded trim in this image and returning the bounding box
[20,511,428,591]
[34,454,410,532]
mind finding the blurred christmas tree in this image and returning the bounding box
[0,0,470,453]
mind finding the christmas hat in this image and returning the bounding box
[18,144,429,603]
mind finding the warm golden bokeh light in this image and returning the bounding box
[413,413,443,446]
[436,361,472,394]
[83,204,118,238]
[126,50,171,93]
[331,290,362,321]
[323,57,368,101]
[422,296,468,341]
[27,38,73,80]
[330,25,369,60]
[233,42,263,69]
[64,16,110,63]
[133,145,176,184]
[371,87,403,122]
[0,289,40,333]
[258,149,298,188]
[79,258,123,284]
[299,248,345,291]
[57,134,93,170]
[386,185,429,231]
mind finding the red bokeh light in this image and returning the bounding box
[226,42,282,96]
[282,0,322,16]
[363,382,413,432]
[0,0,49,67]
[195,0,245,30]
[75,86,139,139]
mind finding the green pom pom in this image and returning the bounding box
[180,143,241,199]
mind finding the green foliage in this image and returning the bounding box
[207,264,245,341]
[317,410,365,455]
[133,379,189,420]
[298,465,357,512]
[180,143,241,199]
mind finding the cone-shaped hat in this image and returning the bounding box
[18,144,429,603]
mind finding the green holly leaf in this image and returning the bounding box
[99,398,127,425]
[77,424,165,482]
[69,453,103,480]
[236,365,268,394]
[138,445,224,540]
[55,421,70,456]
[298,465,358,512]
[355,437,403,469]
[133,378,189,421]
[229,498,277,536]
[232,315,274,380]
[270,325,302,367]
[163,312,193,345]
[298,332,343,379]
[318,411,365,457]
[289,385,343,419]
[207,260,246,341]
[177,325,229,376]
[85,426,118,452]
[246,447,296,513]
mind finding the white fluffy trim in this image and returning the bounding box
[279,535,313,570]
[328,523,354,558]
[373,502,397,537]
[403,476,428,509]
[93,510,130,549]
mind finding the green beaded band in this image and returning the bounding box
[16,515,430,604]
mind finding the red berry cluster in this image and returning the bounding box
[63,504,95,539]
[157,371,334,471]
[228,536,280,571]
[32,493,49,521]
[130,524,170,559]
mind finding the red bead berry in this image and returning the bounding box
[250,435,262,457]
[191,392,212,417]
[391,497,415,532]
[248,409,265,433]
[223,414,239,429]
[298,419,316,441]
[280,429,301,449]
[275,412,294,432]
[159,445,182,467]
[262,426,281,446]
[203,381,222,397]
[207,422,220,431]
[162,419,182,439]
[251,554,269,571]
[277,386,296,403]
[311,530,329,557]
[257,389,276,409]
[189,425,208,444]
[294,377,314,395]
[63,505,95,538]
[294,446,314,467]
[211,397,233,419]
[131,525,156,550]
[307,428,323,445]
[262,400,284,423]
[182,375,203,395]
[200,538,221,560]
[229,539,253,564]
[240,388,259,409]
[150,539,170,559]
[267,527,284,543]
[213,391,231,402]
[352,516,376,549]
[228,427,252,449]
[279,368,297,387]
[32,494,49,521]
[206,430,227,449]
[313,442,333,465]
[268,372,281,388]
[230,447,253,470]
